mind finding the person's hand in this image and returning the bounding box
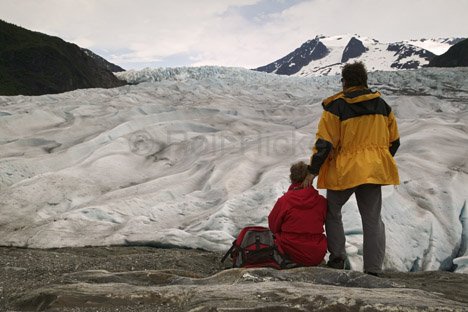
[302,173,317,188]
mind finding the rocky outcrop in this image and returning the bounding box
[0,19,125,96]
[13,268,468,311]
[341,37,368,63]
[1,247,468,312]
[428,38,468,67]
[387,42,435,69]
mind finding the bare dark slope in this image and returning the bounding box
[429,38,468,67]
[0,19,125,96]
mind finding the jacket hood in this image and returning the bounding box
[323,86,381,106]
[284,183,322,210]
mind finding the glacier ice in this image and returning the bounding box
[0,66,467,273]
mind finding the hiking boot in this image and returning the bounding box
[364,271,382,277]
[326,257,345,269]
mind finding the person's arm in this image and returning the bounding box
[268,197,285,234]
[304,108,341,187]
[309,138,333,175]
[388,111,400,156]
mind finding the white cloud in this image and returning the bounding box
[0,0,467,69]
[265,0,468,42]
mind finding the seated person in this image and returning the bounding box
[268,161,327,266]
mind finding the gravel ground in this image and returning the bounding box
[0,246,226,311]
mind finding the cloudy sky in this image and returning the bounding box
[1,0,467,70]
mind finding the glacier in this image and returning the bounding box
[0,66,467,273]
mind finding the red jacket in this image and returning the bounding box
[268,183,327,266]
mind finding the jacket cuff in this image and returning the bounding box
[309,138,332,175]
[307,164,319,175]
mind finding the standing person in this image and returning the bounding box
[302,61,400,275]
[269,161,327,266]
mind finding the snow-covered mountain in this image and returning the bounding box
[1,66,467,273]
[403,37,465,56]
[254,35,462,77]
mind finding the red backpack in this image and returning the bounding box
[221,226,286,269]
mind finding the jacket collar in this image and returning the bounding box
[323,86,381,106]
[288,183,303,191]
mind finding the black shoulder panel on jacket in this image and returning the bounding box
[322,99,342,117]
[324,97,392,121]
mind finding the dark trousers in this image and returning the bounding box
[326,184,385,273]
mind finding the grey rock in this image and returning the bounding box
[2,247,468,312]
[13,268,468,311]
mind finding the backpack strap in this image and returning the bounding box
[276,248,301,269]
[255,234,261,250]
[220,240,236,263]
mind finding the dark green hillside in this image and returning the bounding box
[82,48,125,73]
[0,19,125,96]
[428,38,468,67]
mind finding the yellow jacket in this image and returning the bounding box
[310,86,400,190]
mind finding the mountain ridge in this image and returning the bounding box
[254,34,464,76]
[81,48,125,73]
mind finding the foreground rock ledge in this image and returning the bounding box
[13,268,468,311]
[1,247,467,311]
